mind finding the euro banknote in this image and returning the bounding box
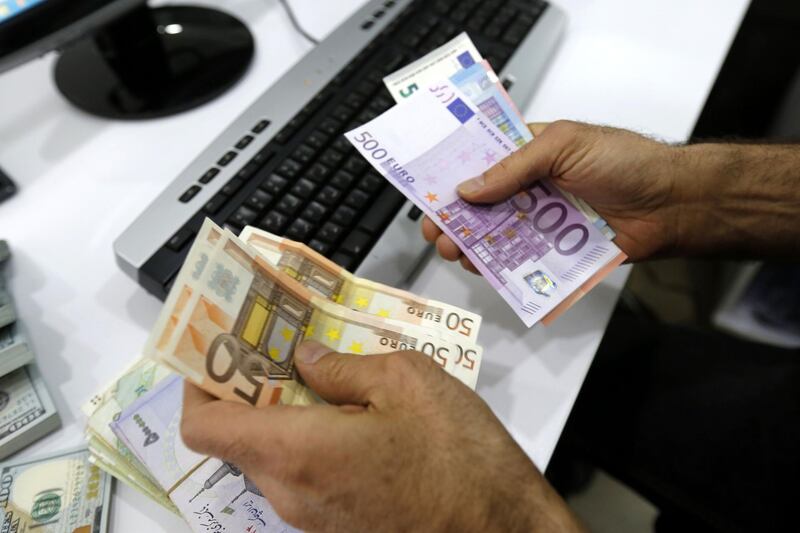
[110,374,298,533]
[0,447,112,533]
[239,227,483,389]
[148,221,482,407]
[346,81,626,327]
[82,357,178,513]
[384,33,614,239]
[239,226,482,342]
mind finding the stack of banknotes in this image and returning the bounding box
[0,447,113,532]
[357,32,626,327]
[81,33,628,531]
[0,240,61,460]
[82,222,484,530]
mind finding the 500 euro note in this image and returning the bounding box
[346,81,626,327]
[147,221,482,406]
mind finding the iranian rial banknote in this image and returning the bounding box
[110,374,298,533]
[346,81,626,327]
[0,447,112,533]
[82,358,178,513]
[148,222,480,407]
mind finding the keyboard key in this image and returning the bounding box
[343,156,368,176]
[166,228,194,251]
[229,205,259,227]
[258,211,288,234]
[407,205,423,221]
[204,192,228,215]
[330,170,356,190]
[179,185,201,203]
[306,130,330,149]
[199,168,219,184]
[260,174,289,195]
[291,144,317,165]
[320,149,345,168]
[276,158,302,179]
[245,189,273,211]
[317,222,345,243]
[330,205,357,227]
[344,92,366,109]
[330,252,355,270]
[344,189,370,208]
[291,178,317,199]
[236,135,254,149]
[305,162,331,183]
[285,219,316,241]
[357,172,384,194]
[331,135,354,153]
[340,229,372,257]
[221,178,244,196]
[331,105,354,123]
[308,239,331,256]
[319,118,342,136]
[276,194,303,216]
[301,201,329,222]
[358,188,405,234]
[218,151,237,166]
[235,162,259,181]
[252,119,270,133]
[252,149,274,166]
[315,185,342,206]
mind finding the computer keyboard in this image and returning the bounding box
[115,0,565,298]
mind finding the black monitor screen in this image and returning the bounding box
[0,0,47,23]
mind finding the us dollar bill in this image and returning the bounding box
[0,324,34,378]
[0,447,112,533]
[0,365,61,460]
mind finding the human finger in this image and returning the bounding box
[421,216,442,243]
[435,233,462,261]
[459,255,480,275]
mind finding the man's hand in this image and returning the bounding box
[182,342,584,533]
[423,121,684,272]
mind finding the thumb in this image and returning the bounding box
[456,120,572,204]
[294,341,384,406]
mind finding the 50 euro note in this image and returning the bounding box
[109,374,298,533]
[239,226,482,342]
[346,80,626,327]
[147,221,483,407]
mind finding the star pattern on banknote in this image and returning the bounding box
[349,341,363,354]
[457,150,472,163]
[462,227,473,237]
[281,327,294,342]
[482,150,497,165]
[335,294,345,304]
[425,192,439,204]
[377,309,390,318]
[516,212,528,220]
[355,297,369,308]
[269,347,281,361]
[485,235,496,244]
[305,324,315,338]
[504,228,517,239]
[326,328,341,341]
[438,212,450,222]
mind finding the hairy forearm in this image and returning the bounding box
[671,143,800,259]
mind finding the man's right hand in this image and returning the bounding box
[422,120,685,272]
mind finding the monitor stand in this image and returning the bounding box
[54,4,254,120]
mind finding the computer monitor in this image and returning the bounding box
[0,0,254,119]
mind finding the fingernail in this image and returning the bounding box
[457,176,485,195]
[295,340,330,365]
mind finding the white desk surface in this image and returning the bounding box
[0,0,748,529]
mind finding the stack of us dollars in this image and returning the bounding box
[83,223,483,530]
[0,241,61,460]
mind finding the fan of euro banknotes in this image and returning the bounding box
[81,33,626,532]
